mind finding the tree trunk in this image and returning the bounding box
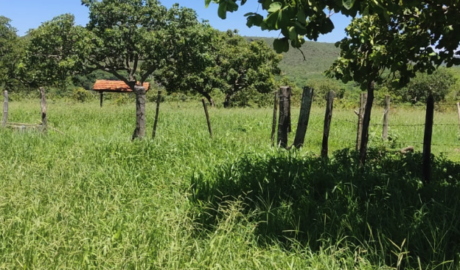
[356,93,367,151]
[203,92,215,107]
[132,86,146,140]
[359,81,375,168]
[224,94,231,108]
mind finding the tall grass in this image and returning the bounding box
[0,99,459,269]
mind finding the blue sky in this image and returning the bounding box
[0,0,350,43]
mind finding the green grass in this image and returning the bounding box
[1,99,460,269]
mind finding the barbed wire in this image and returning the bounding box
[335,119,459,127]
[397,141,460,148]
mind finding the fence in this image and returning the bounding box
[273,87,460,183]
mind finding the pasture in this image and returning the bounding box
[1,99,460,269]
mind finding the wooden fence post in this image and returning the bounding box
[277,86,291,148]
[100,92,104,108]
[271,91,278,147]
[321,91,335,158]
[457,102,460,134]
[382,95,390,140]
[2,90,7,128]
[293,87,314,149]
[152,91,162,140]
[356,93,367,151]
[40,87,47,133]
[132,86,146,140]
[422,95,434,184]
[202,98,213,138]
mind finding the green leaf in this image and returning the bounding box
[268,2,282,13]
[288,26,297,42]
[246,14,264,28]
[205,0,212,8]
[218,1,228,19]
[343,0,356,10]
[273,38,289,53]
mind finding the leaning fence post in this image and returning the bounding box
[293,87,314,149]
[40,87,47,133]
[422,94,434,184]
[202,98,213,138]
[271,91,278,147]
[382,95,390,140]
[277,86,291,148]
[132,86,146,140]
[2,90,8,128]
[152,91,162,140]
[356,92,367,151]
[321,91,335,158]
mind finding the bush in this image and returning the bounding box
[71,88,94,103]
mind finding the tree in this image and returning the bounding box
[326,13,434,166]
[218,32,281,107]
[0,16,23,91]
[207,0,460,62]
[23,14,91,90]
[389,68,457,104]
[81,0,199,90]
[152,20,219,105]
[156,28,281,107]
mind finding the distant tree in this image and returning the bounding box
[23,14,91,90]
[0,16,24,91]
[152,20,219,105]
[389,68,457,104]
[80,0,199,91]
[219,33,281,107]
[157,28,281,107]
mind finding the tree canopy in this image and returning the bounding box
[23,14,91,89]
[158,28,281,106]
[209,1,460,62]
[81,0,199,90]
[0,16,23,90]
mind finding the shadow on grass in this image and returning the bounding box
[190,148,460,269]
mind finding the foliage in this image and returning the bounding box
[326,14,435,89]
[72,70,119,90]
[209,1,460,65]
[192,149,460,269]
[0,16,24,91]
[387,68,457,104]
[306,79,345,101]
[157,28,282,107]
[81,0,199,90]
[71,87,94,103]
[23,14,92,90]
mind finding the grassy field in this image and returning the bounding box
[1,99,460,269]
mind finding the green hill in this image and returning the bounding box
[248,37,340,86]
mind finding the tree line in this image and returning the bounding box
[0,0,282,107]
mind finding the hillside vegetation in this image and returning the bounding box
[249,37,340,85]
